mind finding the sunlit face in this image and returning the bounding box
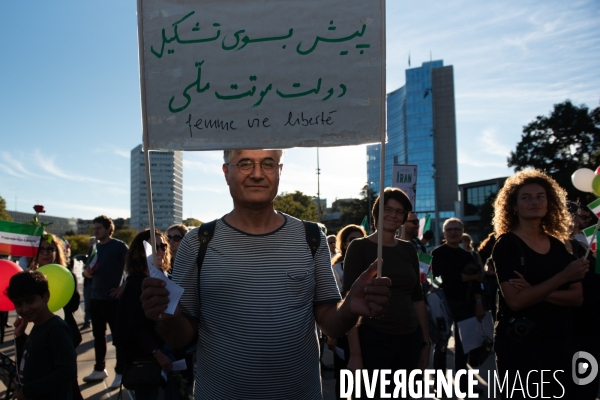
[461,236,471,249]
[37,243,57,267]
[167,229,183,255]
[327,238,336,254]
[381,199,406,232]
[443,221,464,247]
[514,183,547,221]
[14,292,50,325]
[93,223,110,242]
[223,150,282,209]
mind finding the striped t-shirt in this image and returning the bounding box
[172,214,341,399]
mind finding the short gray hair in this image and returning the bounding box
[223,150,284,163]
[443,217,464,230]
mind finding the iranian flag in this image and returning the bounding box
[88,244,99,273]
[0,221,44,257]
[583,225,597,252]
[418,252,432,275]
[588,198,600,218]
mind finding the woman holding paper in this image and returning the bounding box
[114,229,172,399]
[343,188,431,395]
[492,169,588,399]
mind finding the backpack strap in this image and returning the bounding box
[196,220,217,273]
[302,221,321,259]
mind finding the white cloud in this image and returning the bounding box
[478,129,512,157]
[33,149,111,184]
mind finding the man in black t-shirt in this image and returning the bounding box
[431,218,484,393]
[82,215,128,388]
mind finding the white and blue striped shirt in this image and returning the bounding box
[172,214,341,399]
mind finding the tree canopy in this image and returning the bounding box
[508,100,600,203]
[274,191,318,221]
[0,196,12,221]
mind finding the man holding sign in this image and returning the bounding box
[140,149,391,399]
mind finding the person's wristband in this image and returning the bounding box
[476,299,482,305]
[422,341,432,347]
[151,348,159,355]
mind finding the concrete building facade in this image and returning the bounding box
[130,145,183,232]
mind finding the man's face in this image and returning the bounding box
[327,237,337,254]
[93,223,110,242]
[403,212,420,239]
[576,209,592,230]
[223,150,282,209]
[13,292,50,325]
[443,221,464,247]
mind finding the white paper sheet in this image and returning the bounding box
[456,312,494,354]
[144,240,184,315]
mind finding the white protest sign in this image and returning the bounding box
[139,0,384,150]
[392,164,418,208]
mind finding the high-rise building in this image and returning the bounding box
[130,144,183,232]
[367,60,458,241]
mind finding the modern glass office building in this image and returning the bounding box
[367,60,458,240]
[131,144,183,232]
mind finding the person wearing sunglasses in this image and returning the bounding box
[31,233,84,399]
[114,229,173,400]
[166,224,189,268]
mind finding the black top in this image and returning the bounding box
[431,243,481,302]
[16,316,76,400]
[492,232,575,340]
[114,272,164,361]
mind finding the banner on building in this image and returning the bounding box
[138,0,384,151]
[391,164,418,209]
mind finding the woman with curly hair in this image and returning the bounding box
[114,229,172,399]
[492,169,588,398]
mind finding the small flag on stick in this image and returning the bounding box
[0,221,43,257]
[418,252,432,275]
[588,198,600,218]
[88,244,99,273]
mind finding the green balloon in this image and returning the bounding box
[593,174,600,197]
[37,264,75,313]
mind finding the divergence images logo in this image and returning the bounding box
[572,351,598,386]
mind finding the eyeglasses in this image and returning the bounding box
[39,247,56,254]
[383,206,406,217]
[444,227,463,232]
[327,241,336,245]
[156,244,168,252]
[406,219,420,225]
[227,159,280,175]
[167,234,183,242]
[577,214,592,220]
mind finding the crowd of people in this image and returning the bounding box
[3,149,599,400]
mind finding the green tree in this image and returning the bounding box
[65,234,92,256]
[0,196,12,221]
[184,218,202,227]
[508,100,600,203]
[274,191,318,221]
[112,227,138,247]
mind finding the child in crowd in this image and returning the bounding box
[7,270,77,400]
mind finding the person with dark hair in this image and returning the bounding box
[431,217,485,394]
[492,169,588,399]
[478,232,498,319]
[82,215,128,388]
[343,188,431,396]
[8,271,77,400]
[114,229,172,399]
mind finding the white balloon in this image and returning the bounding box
[571,168,595,193]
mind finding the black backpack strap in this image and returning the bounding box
[302,221,321,259]
[196,220,217,273]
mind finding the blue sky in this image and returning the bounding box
[1,1,599,223]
